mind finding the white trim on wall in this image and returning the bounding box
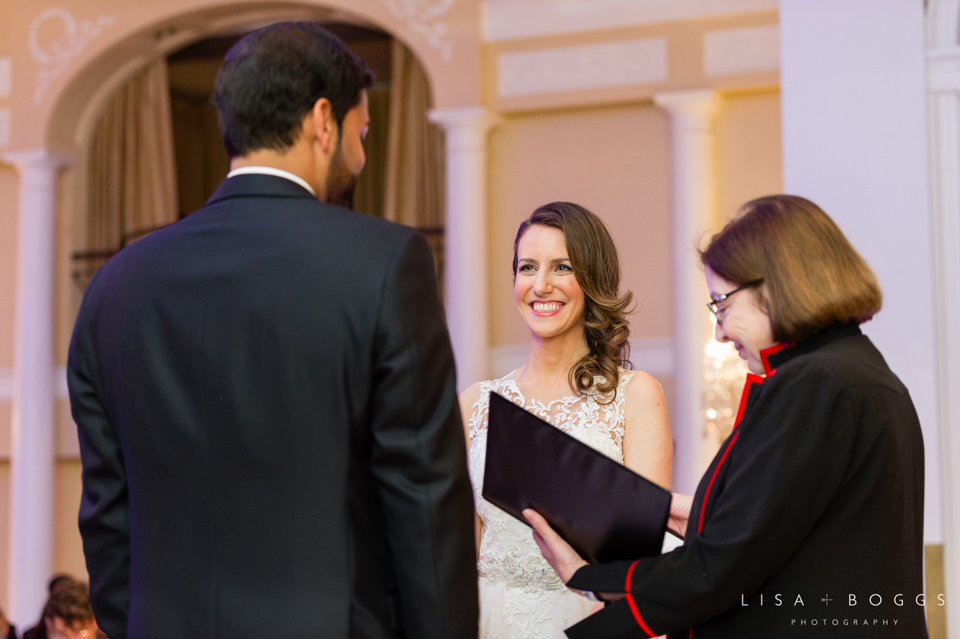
[0,56,10,98]
[497,38,668,98]
[488,337,674,380]
[0,108,10,148]
[0,368,11,401]
[0,367,68,401]
[481,0,778,42]
[703,25,779,77]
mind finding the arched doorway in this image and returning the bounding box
[71,19,445,290]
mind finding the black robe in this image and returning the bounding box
[566,324,928,638]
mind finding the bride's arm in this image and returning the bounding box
[457,382,485,557]
[621,371,673,490]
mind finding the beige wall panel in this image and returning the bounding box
[488,103,673,349]
[0,463,8,613]
[483,12,779,114]
[715,90,783,222]
[0,402,9,460]
[0,164,17,368]
[0,0,11,55]
[54,460,87,584]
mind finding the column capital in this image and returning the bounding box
[653,89,721,119]
[2,147,73,172]
[427,105,500,133]
[928,48,960,93]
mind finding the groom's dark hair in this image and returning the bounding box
[214,21,374,158]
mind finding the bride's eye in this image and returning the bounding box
[518,264,536,273]
[556,264,572,272]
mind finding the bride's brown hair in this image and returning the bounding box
[512,202,633,400]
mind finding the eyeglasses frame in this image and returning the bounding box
[707,280,763,325]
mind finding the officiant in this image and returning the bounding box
[525,195,928,638]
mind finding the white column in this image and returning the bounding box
[928,43,960,639]
[427,106,499,391]
[653,90,720,496]
[779,0,943,545]
[1,148,70,626]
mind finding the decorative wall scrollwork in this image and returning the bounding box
[380,0,455,62]
[29,7,115,105]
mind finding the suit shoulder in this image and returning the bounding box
[313,203,422,242]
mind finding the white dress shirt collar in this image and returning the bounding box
[226,166,317,197]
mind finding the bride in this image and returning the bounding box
[459,201,673,638]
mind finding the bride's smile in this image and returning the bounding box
[531,300,565,315]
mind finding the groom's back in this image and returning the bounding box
[69,176,477,638]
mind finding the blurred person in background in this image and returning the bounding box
[0,602,18,639]
[23,577,103,639]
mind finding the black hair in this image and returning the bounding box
[214,21,374,158]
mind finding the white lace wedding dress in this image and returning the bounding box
[467,369,635,639]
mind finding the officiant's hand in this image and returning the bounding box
[523,508,588,583]
[668,493,693,538]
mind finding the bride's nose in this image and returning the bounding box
[533,270,553,296]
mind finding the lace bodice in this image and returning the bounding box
[467,370,634,597]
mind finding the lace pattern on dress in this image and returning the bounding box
[467,370,634,597]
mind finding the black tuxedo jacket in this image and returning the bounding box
[567,324,927,638]
[68,175,479,639]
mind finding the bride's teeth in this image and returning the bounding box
[534,302,562,312]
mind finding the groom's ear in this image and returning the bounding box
[309,98,337,156]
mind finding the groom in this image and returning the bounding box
[68,22,478,639]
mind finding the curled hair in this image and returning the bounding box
[214,22,374,158]
[700,195,882,342]
[513,202,633,400]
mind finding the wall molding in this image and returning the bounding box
[0,108,9,149]
[0,366,68,401]
[380,0,455,62]
[28,7,115,105]
[489,337,674,380]
[704,24,779,77]
[482,0,778,42]
[498,38,667,98]
[0,368,10,401]
[0,56,10,97]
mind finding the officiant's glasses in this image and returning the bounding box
[707,280,762,325]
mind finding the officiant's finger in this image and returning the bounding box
[523,509,555,540]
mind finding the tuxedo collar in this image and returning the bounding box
[206,173,318,206]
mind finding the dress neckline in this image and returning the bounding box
[497,368,630,410]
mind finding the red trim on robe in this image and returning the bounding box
[697,429,741,534]
[624,560,656,637]
[759,342,792,376]
[697,371,765,534]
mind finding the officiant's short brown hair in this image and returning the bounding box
[700,194,882,343]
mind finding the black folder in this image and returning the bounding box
[482,391,671,564]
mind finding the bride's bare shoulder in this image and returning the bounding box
[622,369,665,398]
[458,381,486,412]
